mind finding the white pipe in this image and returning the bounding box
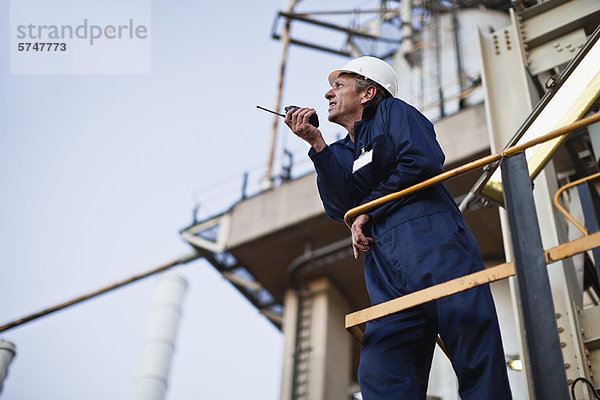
[133,273,188,400]
[0,340,16,394]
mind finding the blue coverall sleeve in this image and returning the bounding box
[309,145,358,221]
[360,100,445,219]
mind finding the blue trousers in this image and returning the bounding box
[358,212,512,400]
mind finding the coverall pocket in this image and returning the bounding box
[382,213,466,292]
[374,228,407,293]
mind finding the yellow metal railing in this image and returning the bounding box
[553,172,600,236]
[344,112,600,228]
[343,112,600,342]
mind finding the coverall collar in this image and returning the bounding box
[361,104,377,120]
[351,104,378,143]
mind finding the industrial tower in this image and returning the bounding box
[181,1,600,399]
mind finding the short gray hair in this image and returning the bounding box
[344,72,392,107]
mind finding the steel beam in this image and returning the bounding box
[518,0,600,49]
[501,152,569,400]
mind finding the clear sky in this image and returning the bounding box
[0,0,363,398]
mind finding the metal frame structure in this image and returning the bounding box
[458,17,600,208]
[270,7,403,59]
[180,222,285,328]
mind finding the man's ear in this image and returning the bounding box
[361,85,376,104]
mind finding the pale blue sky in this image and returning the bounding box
[0,0,364,398]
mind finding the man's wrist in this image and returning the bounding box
[311,137,326,152]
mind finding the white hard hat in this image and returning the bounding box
[328,56,398,97]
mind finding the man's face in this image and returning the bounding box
[325,74,365,127]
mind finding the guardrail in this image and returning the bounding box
[343,112,600,228]
[342,111,600,338]
[554,171,600,236]
[345,231,600,340]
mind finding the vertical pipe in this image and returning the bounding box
[501,153,569,400]
[418,27,424,111]
[433,4,444,118]
[241,171,249,200]
[133,273,188,400]
[264,0,300,185]
[0,340,16,394]
[450,0,465,109]
[399,0,413,55]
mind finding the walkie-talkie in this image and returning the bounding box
[256,105,319,128]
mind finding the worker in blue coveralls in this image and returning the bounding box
[284,56,512,399]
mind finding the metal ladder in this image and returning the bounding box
[291,288,313,400]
